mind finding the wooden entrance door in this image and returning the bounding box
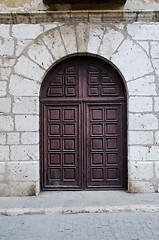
[40,56,127,190]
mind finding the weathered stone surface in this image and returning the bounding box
[128,181,155,193]
[129,113,158,130]
[27,39,54,70]
[14,56,45,81]
[76,23,89,52]
[0,25,10,38]
[98,27,124,59]
[0,133,6,144]
[21,132,39,145]
[129,146,159,161]
[60,25,77,55]
[155,131,159,145]
[12,24,43,39]
[129,97,152,112]
[15,115,39,131]
[0,183,10,197]
[127,76,157,96]
[111,38,153,80]
[137,41,149,55]
[44,23,64,32]
[0,39,14,56]
[9,75,40,96]
[0,82,7,96]
[152,59,159,76]
[154,97,159,112]
[0,146,9,161]
[129,161,153,181]
[0,116,14,131]
[7,132,19,145]
[127,24,159,40]
[13,97,39,114]
[9,182,38,196]
[150,42,159,59]
[15,39,31,56]
[87,24,105,54]
[155,163,159,180]
[42,29,66,60]
[7,161,39,181]
[0,97,11,113]
[10,145,39,161]
[128,131,153,145]
[0,67,12,80]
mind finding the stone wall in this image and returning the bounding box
[0,12,159,195]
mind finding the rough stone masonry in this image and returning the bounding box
[0,10,159,196]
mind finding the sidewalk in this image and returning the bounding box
[0,191,159,216]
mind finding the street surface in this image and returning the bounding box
[0,212,159,240]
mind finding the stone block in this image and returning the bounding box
[129,97,152,112]
[0,39,14,56]
[21,132,39,145]
[0,162,6,174]
[137,41,149,55]
[87,24,105,54]
[128,181,154,193]
[129,161,153,181]
[155,131,159,145]
[1,57,15,67]
[0,116,14,131]
[7,161,39,182]
[155,162,159,179]
[14,56,45,81]
[0,67,12,80]
[12,24,43,39]
[127,75,157,96]
[150,42,159,58]
[0,25,10,38]
[99,27,124,59]
[0,132,6,144]
[7,132,20,145]
[13,97,39,114]
[9,182,38,196]
[27,39,53,70]
[9,75,40,96]
[129,145,159,161]
[15,39,31,56]
[0,183,10,197]
[15,115,39,131]
[0,97,11,113]
[152,59,159,76]
[60,25,77,55]
[154,97,159,112]
[42,29,66,60]
[111,38,153,80]
[128,131,153,145]
[129,113,158,130]
[10,145,39,161]
[0,146,9,161]
[127,23,159,40]
[75,23,89,52]
[44,23,64,32]
[0,82,7,96]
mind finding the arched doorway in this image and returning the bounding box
[40,56,127,190]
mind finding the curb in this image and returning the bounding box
[0,205,159,216]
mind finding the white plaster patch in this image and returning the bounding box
[14,56,45,81]
[98,27,124,60]
[9,75,40,97]
[111,38,153,80]
[127,75,157,96]
[27,39,54,70]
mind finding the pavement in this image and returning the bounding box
[0,191,159,216]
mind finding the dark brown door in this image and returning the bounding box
[40,56,127,190]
